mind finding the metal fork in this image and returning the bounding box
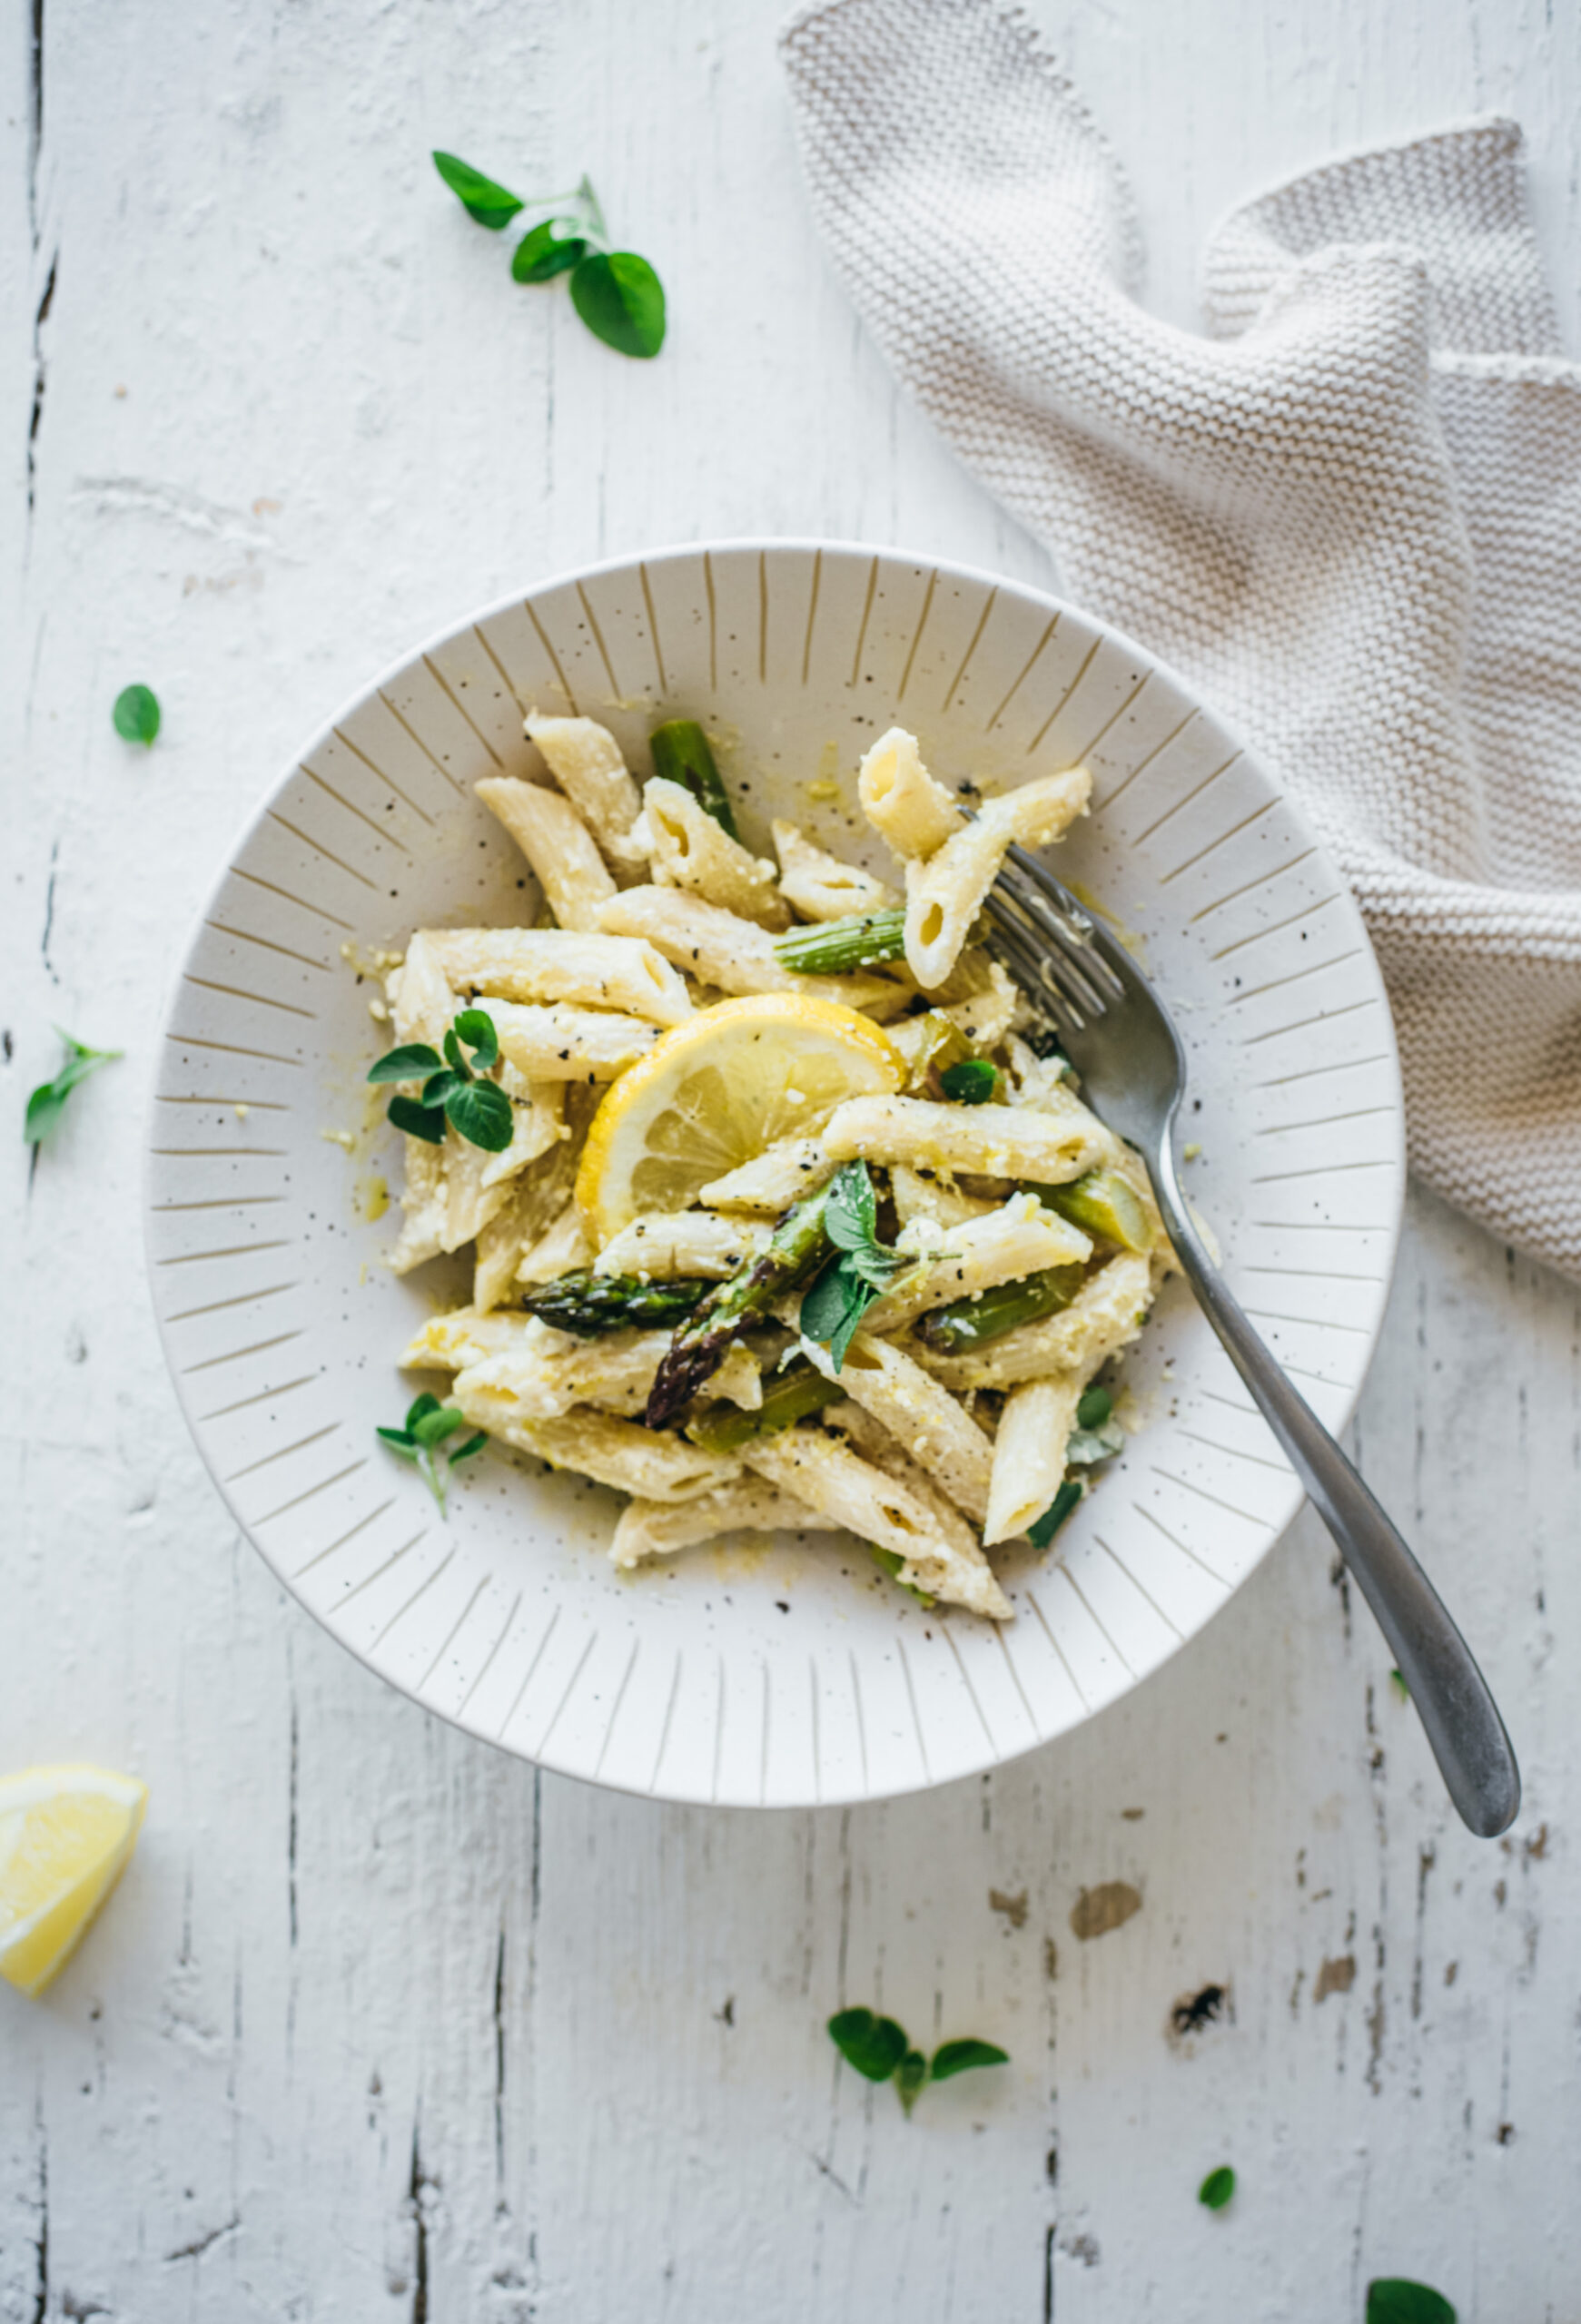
[984,844,1521,1839]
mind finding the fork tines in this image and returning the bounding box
[984,845,1126,1033]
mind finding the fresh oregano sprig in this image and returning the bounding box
[25,1029,123,1146]
[378,1393,487,1515]
[798,1162,914,1371]
[433,156,666,359]
[369,1007,514,1152]
[827,2008,1008,2117]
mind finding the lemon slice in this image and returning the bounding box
[0,1765,148,1998]
[577,993,904,1245]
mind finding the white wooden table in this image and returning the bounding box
[5,4,1577,2317]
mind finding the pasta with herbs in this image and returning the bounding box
[368,709,1170,1621]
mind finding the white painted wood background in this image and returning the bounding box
[3,1,1576,2316]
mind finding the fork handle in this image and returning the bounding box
[1148,1143,1520,1838]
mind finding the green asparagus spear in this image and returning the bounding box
[687,1357,845,1453]
[645,1184,833,1427]
[520,1269,713,1338]
[1033,1168,1151,1253]
[773,908,909,975]
[914,1263,1088,1354]
[649,718,738,838]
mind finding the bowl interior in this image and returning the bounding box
[147,543,1405,1806]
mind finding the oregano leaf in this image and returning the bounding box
[825,1161,878,1254]
[1366,2286,1456,2324]
[1197,2164,1235,2211]
[798,1253,861,1345]
[1065,1418,1124,1465]
[513,218,588,281]
[826,2008,908,2083]
[453,1007,499,1069]
[569,251,666,359]
[113,684,161,746]
[929,2037,1010,2083]
[444,1078,514,1153]
[433,151,524,230]
[411,1404,465,1448]
[24,1031,122,1147]
[827,1276,872,1372]
[368,1042,443,1085]
[388,1095,448,1144]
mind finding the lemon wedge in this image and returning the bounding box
[577,993,904,1245]
[0,1765,148,1998]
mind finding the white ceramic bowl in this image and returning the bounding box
[145,541,1405,1807]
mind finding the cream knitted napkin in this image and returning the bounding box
[781,0,1581,1279]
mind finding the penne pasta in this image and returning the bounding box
[912,1251,1155,1391]
[743,1425,1011,1620]
[822,1093,1106,1184]
[597,885,905,1014]
[486,998,658,1081]
[593,1210,771,1278]
[857,726,962,859]
[401,1305,535,1374]
[449,1390,741,1501]
[387,930,455,1050]
[822,1397,983,1548]
[699,1138,835,1214]
[1004,1035,1165,1244]
[890,1165,998,1233]
[904,769,1091,988]
[772,820,896,921]
[474,1179,545,1313]
[440,1137,509,1252]
[440,1321,759,1423]
[424,928,693,1026]
[388,1129,448,1275]
[456,1325,677,1420]
[526,713,648,871]
[644,778,791,930]
[479,1080,566,1190]
[799,1332,994,1525]
[476,775,617,933]
[982,1376,1083,1545]
[861,1193,1092,1334]
[518,1200,592,1284]
[611,1478,839,1568]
